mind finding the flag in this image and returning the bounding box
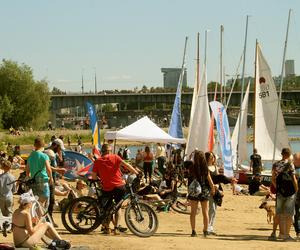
[209,101,233,177]
[86,102,101,158]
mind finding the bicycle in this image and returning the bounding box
[4,175,53,244]
[61,175,159,237]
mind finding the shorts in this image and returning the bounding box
[276,193,295,216]
[32,181,50,200]
[102,185,126,205]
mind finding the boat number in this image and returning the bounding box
[259,91,270,99]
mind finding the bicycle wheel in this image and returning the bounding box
[61,200,80,234]
[67,196,101,234]
[30,202,53,245]
[170,200,200,215]
[125,202,158,237]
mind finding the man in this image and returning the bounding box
[44,140,67,227]
[122,145,130,160]
[92,144,139,235]
[26,138,54,207]
[293,152,300,238]
[248,173,270,196]
[250,148,262,175]
[269,148,298,241]
[156,143,166,176]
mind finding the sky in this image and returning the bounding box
[0,0,300,92]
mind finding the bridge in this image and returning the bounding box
[51,90,300,111]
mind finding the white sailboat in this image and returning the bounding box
[254,43,289,160]
[231,81,250,168]
[186,34,211,157]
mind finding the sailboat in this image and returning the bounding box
[231,81,250,169]
[237,43,290,185]
[186,33,211,157]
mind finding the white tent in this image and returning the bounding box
[104,116,185,144]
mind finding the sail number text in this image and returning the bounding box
[259,91,270,98]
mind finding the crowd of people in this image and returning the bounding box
[0,136,300,248]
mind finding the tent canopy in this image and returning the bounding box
[104,116,185,144]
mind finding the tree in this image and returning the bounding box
[0,60,50,129]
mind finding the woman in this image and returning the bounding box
[12,191,70,249]
[188,150,215,237]
[205,151,218,236]
[143,146,154,183]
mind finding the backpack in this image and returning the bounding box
[276,163,295,197]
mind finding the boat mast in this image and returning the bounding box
[220,25,224,103]
[253,40,258,151]
[196,32,200,92]
[236,15,249,167]
[272,9,292,162]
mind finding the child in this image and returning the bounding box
[0,160,16,216]
[231,177,248,195]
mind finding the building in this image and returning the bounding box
[285,60,295,77]
[161,68,187,89]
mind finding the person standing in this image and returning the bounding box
[122,145,130,160]
[250,148,262,175]
[0,160,16,216]
[269,148,298,241]
[293,152,300,239]
[205,152,218,236]
[156,143,166,176]
[92,144,138,234]
[26,138,53,207]
[143,146,154,184]
[188,150,215,237]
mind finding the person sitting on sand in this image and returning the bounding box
[12,191,70,249]
[231,178,248,195]
[248,173,270,196]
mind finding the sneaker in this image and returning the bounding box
[268,233,276,241]
[191,230,197,237]
[48,240,71,249]
[117,225,128,232]
[203,231,209,238]
[208,231,217,236]
[283,236,296,242]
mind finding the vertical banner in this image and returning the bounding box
[86,102,101,158]
[209,101,234,177]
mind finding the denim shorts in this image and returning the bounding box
[32,181,50,200]
[276,193,295,216]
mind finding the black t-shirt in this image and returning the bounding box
[248,178,261,195]
[250,154,262,170]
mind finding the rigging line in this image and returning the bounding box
[225,51,244,110]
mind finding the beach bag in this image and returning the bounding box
[188,179,202,198]
[276,164,295,197]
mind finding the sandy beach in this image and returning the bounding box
[2,174,299,250]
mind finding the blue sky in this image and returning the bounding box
[0,0,299,92]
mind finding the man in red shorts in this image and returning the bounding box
[92,143,139,235]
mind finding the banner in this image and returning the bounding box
[209,101,234,177]
[86,101,101,158]
[63,150,94,180]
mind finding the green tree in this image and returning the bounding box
[0,60,50,129]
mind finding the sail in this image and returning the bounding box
[231,82,250,166]
[168,74,184,139]
[186,64,210,156]
[254,44,289,160]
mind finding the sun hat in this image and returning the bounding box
[53,138,65,150]
[19,191,35,205]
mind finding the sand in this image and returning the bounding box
[1,172,299,250]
